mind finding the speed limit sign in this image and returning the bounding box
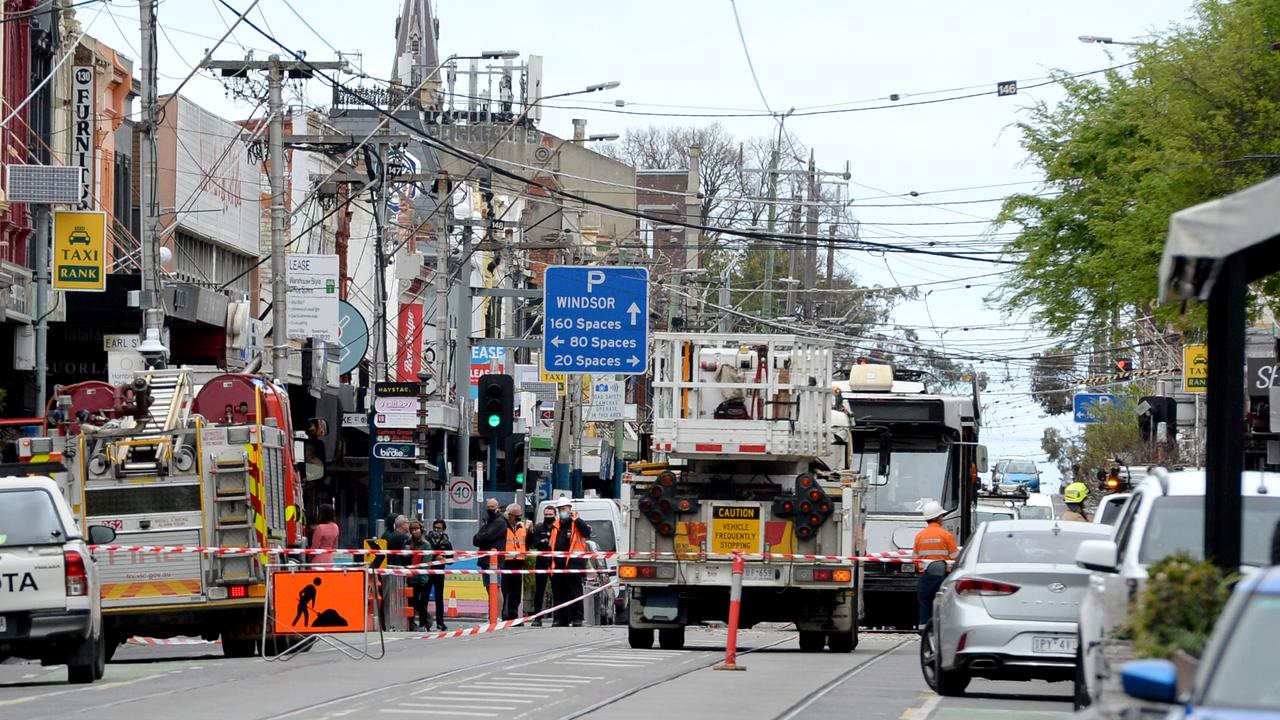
[449,477,474,508]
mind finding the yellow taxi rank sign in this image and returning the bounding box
[53,210,107,292]
[710,505,761,554]
[1183,344,1208,394]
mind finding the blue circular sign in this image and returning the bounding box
[337,300,369,376]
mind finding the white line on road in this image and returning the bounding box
[426,692,535,702]
[399,703,520,711]
[504,672,603,681]
[903,692,942,720]
[496,677,595,685]
[381,710,497,717]
[556,660,650,668]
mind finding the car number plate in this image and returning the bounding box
[1032,636,1076,654]
[744,567,776,581]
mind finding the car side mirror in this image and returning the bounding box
[87,525,117,545]
[974,445,989,474]
[1121,659,1178,704]
[1076,539,1119,573]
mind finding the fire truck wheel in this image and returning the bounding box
[627,626,654,649]
[657,626,685,650]
[798,630,826,652]
[222,638,258,658]
[828,626,858,653]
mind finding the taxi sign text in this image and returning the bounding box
[52,210,107,292]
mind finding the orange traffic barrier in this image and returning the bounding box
[487,581,500,624]
[446,590,458,618]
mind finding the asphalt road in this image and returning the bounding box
[0,626,1075,720]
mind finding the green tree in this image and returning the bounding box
[994,0,1280,337]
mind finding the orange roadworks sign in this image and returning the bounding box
[271,569,367,635]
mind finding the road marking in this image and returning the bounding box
[381,710,497,717]
[504,672,602,681]
[928,711,1070,720]
[556,660,649,668]
[903,692,941,720]
[496,676,594,685]
[462,682,561,691]
[425,692,534,703]
[0,671,173,708]
[398,703,519,711]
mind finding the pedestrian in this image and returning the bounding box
[310,503,340,565]
[914,501,957,631]
[425,519,453,631]
[501,504,527,621]
[406,521,431,630]
[1062,481,1091,522]
[549,497,592,627]
[529,504,556,626]
[473,498,507,590]
[386,515,412,565]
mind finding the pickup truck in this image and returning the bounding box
[0,476,116,683]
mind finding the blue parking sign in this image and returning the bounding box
[543,266,649,374]
[1073,393,1118,423]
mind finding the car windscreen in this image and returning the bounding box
[978,528,1099,564]
[0,488,67,547]
[584,520,616,552]
[1005,461,1037,474]
[1201,595,1280,710]
[1098,498,1127,525]
[1139,496,1280,566]
[1018,505,1053,520]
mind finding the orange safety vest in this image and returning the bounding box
[505,524,527,562]
[913,523,958,571]
[549,515,588,567]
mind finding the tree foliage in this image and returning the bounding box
[1030,346,1077,415]
[994,0,1280,337]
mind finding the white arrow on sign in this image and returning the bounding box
[626,302,640,326]
[628,355,640,366]
[551,336,564,347]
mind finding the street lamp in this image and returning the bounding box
[1078,35,1145,46]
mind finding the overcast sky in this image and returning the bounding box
[83,0,1199,488]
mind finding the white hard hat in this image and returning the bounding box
[921,501,946,522]
[553,497,573,508]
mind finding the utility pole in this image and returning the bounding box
[762,130,781,321]
[205,55,346,381]
[266,56,288,382]
[455,221,474,483]
[136,0,167,367]
[803,149,819,321]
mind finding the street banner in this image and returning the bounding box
[52,210,106,292]
[395,302,424,381]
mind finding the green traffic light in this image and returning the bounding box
[487,414,501,428]
[515,472,525,484]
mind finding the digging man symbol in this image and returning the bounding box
[294,577,322,626]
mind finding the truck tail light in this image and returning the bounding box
[955,578,1020,596]
[228,585,248,599]
[619,566,638,579]
[813,569,833,581]
[832,569,852,583]
[64,551,88,596]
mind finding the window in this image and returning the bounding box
[1005,461,1037,475]
[1139,497,1280,566]
[1098,498,1127,526]
[1114,493,1144,562]
[975,509,1015,525]
[0,489,66,547]
[1018,506,1054,520]
[1201,596,1280,709]
[585,520,616,552]
[978,528,1100,564]
[855,449,953,514]
[173,230,254,295]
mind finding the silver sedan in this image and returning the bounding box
[919,519,1112,696]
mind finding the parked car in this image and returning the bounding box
[1073,469,1280,709]
[1019,493,1057,521]
[920,519,1113,696]
[0,476,116,683]
[1120,564,1280,716]
[1093,493,1130,526]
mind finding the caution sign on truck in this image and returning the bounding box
[710,505,761,554]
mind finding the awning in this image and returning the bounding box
[1159,174,1280,303]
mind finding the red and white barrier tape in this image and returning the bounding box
[376,567,614,576]
[88,545,931,564]
[414,580,619,641]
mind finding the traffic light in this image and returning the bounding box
[1138,396,1178,443]
[477,374,514,440]
[637,470,700,537]
[1116,357,1133,373]
[773,473,834,541]
[503,434,526,491]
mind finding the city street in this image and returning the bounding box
[0,627,1072,720]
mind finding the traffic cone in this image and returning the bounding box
[446,590,458,618]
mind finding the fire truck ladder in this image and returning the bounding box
[109,370,194,478]
[209,448,259,583]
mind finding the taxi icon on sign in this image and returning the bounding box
[68,226,92,245]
